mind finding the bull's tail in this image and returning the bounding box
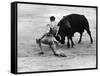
[81,15,93,44]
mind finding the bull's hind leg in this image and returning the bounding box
[86,29,93,44]
[67,37,74,48]
[78,32,83,43]
[36,39,44,55]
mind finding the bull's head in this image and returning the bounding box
[54,21,66,44]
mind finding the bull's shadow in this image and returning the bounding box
[56,40,93,50]
[56,43,69,50]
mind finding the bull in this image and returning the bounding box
[55,14,93,48]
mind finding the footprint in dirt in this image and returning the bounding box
[86,44,92,48]
[77,42,93,48]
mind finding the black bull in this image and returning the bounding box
[54,14,93,48]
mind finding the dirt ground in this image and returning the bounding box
[18,39,96,72]
[17,4,97,72]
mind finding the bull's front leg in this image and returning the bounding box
[67,37,70,48]
[70,37,74,48]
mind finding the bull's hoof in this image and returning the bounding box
[91,39,93,44]
[38,52,44,55]
[78,41,81,44]
[91,42,93,44]
[71,46,74,48]
[71,43,74,48]
[61,42,65,44]
[67,45,70,48]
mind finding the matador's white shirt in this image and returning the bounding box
[46,21,58,33]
